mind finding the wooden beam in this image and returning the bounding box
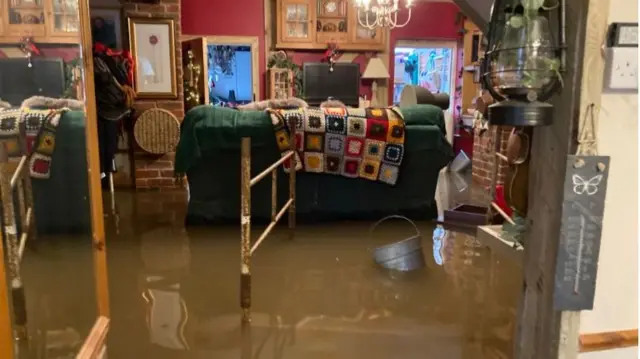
[515,0,592,357]
[79,0,110,318]
[461,20,481,115]
[0,210,15,358]
[264,0,275,69]
[555,0,611,357]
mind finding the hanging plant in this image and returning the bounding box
[267,51,303,97]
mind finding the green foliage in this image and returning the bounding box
[63,58,82,99]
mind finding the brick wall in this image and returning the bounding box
[471,126,511,188]
[123,0,184,190]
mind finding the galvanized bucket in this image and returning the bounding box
[371,215,426,272]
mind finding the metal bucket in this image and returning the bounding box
[371,215,426,272]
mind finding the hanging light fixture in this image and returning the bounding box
[481,0,566,126]
[355,0,414,29]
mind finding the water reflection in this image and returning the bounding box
[87,217,519,358]
[140,227,191,352]
[432,225,447,266]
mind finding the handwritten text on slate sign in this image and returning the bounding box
[553,155,610,311]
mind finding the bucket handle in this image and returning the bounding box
[369,215,421,239]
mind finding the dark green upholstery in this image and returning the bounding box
[176,105,454,224]
[30,110,91,234]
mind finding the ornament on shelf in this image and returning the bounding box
[323,42,340,72]
[19,37,40,68]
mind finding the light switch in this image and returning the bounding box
[604,22,638,92]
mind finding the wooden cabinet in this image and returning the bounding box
[47,0,79,38]
[315,0,347,44]
[280,0,315,44]
[268,68,293,99]
[0,0,79,44]
[276,0,386,51]
[349,8,384,47]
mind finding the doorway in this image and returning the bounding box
[393,40,457,107]
[182,35,260,109]
[207,45,254,107]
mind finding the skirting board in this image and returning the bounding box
[579,329,638,353]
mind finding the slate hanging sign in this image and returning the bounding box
[553,155,610,311]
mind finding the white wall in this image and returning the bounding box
[581,347,638,359]
[578,0,638,356]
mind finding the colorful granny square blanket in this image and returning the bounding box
[0,107,65,179]
[268,106,406,186]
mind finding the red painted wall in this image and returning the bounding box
[181,0,462,105]
[181,0,266,98]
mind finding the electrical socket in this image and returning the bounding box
[604,47,638,91]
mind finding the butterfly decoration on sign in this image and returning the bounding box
[572,174,603,196]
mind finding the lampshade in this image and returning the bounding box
[361,57,390,79]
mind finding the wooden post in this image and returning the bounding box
[271,170,277,222]
[514,0,594,356]
[487,126,501,223]
[78,0,110,318]
[0,197,15,358]
[0,143,27,340]
[240,137,252,323]
[287,117,296,233]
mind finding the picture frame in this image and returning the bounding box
[128,17,177,99]
[91,7,124,50]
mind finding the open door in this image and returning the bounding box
[182,37,210,111]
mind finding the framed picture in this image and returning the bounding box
[128,18,177,98]
[91,8,124,50]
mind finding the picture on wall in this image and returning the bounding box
[128,17,177,98]
[91,8,123,50]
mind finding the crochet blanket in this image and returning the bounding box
[0,107,65,179]
[268,107,406,186]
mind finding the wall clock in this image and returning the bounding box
[319,0,346,18]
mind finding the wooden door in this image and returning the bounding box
[182,36,210,111]
[278,0,315,44]
[4,0,47,37]
[348,8,385,51]
[46,0,79,40]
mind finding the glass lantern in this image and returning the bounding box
[481,0,566,126]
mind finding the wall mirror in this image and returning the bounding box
[0,0,109,356]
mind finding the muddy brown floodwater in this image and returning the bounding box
[16,173,522,359]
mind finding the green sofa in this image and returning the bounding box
[20,110,91,234]
[176,105,454,224]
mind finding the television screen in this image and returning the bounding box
[0,58,65,107]
[302,63,360,107]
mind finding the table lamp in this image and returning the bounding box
[361,57,390,107]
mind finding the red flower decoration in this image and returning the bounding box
[149,35,158,45]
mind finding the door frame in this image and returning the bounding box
[80,0,110,318]
[393,39,458,109]
[182,35,261,103]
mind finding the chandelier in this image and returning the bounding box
[355,0,414,29]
